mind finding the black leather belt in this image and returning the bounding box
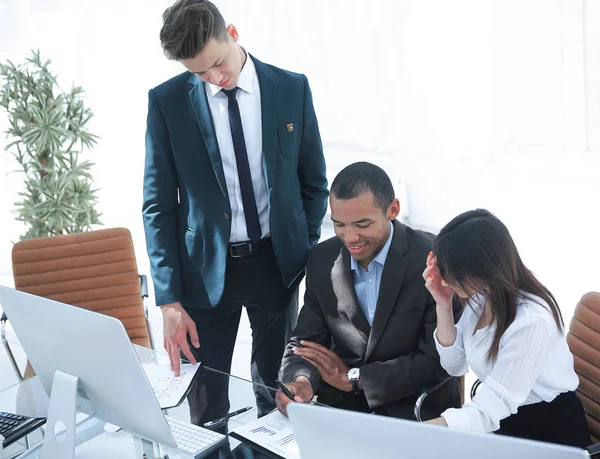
[228,238,271,258]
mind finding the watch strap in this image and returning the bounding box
[350,378,361,394]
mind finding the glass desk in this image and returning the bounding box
[0,340,289,459]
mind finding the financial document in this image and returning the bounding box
[141,363,200,409]
[231,410,300,459]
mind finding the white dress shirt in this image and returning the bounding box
[205,55,270,243]
[435,293,579,433]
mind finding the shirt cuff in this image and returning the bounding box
[440,407,473,430]
[442,378,514,433]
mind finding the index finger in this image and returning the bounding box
[168,339,182,376]
[422,264,435,280]
[164,340,174,371]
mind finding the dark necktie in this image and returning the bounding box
[222,87,262,242]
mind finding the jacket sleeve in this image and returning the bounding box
[298,75,328,248]
[142,89,182,306]
[279,251,331,390]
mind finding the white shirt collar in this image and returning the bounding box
[206,52,256,98]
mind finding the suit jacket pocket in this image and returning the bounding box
[278,121,301,156]
[184,230,204,263]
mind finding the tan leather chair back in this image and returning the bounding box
[567,292,600,443]
[11,228,152,348]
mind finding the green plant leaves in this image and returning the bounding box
[0,50,102,239]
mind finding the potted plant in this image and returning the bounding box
[0,50,101,240]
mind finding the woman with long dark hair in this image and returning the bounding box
[422,209,589,448]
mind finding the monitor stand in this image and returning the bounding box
[40,371,156,459]
[41,371,79,459]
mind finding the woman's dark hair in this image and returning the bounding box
[433,209,563,363]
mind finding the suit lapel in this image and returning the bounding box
[331,248,371,346]
[365,221,409,360]
[188,73,228,198]
[251,55,276,195]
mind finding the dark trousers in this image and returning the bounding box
[184,239,298,426]
[497,390,590,449]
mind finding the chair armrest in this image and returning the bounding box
[1,311,24,381]
[470,379,482,400]
[139,275,148,299]
[414,375,455,422]
[587,442,600,456]
[139,274,155,349]
[1,311,7,341]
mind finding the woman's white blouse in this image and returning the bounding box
[434,293,579,433]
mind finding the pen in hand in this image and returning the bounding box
[275,380,295,400]
[203,406,253,428]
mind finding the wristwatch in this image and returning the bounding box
[346,367,361,394]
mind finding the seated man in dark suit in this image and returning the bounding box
[276,162,461,420]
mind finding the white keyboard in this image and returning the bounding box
[166,415,227,457]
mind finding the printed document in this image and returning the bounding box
[231,410,300,459]
[141,363,200,409]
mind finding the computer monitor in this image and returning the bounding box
[288,402,589,459]
[0,286,178,450]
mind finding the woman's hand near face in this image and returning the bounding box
[422,252,454,308]
[423,252,458,347]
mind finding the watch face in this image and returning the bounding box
[348,368,359,379]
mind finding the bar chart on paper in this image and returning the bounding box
[232,410,300,459]
[250,426,277,436]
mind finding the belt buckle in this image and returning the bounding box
[229,242,253,258]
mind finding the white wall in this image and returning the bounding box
[0,0,178,280]
[0,0,599,322]
[585,0,600,151]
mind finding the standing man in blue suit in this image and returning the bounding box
[142,0,328,425]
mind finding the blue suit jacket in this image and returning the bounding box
[142,55,328,309]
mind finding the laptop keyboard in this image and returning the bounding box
[166,415,227,457]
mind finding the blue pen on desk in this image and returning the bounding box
[203,406,253,428]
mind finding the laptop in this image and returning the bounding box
[0,286,226,457]
[287,403,589,459]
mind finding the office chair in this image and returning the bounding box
[0,228,153,381]
[567,291,600,454]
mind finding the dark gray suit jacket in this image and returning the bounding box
[279,220,461,420]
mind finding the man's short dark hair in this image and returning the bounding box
[160,0,229,61]
[330,162,395,213]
